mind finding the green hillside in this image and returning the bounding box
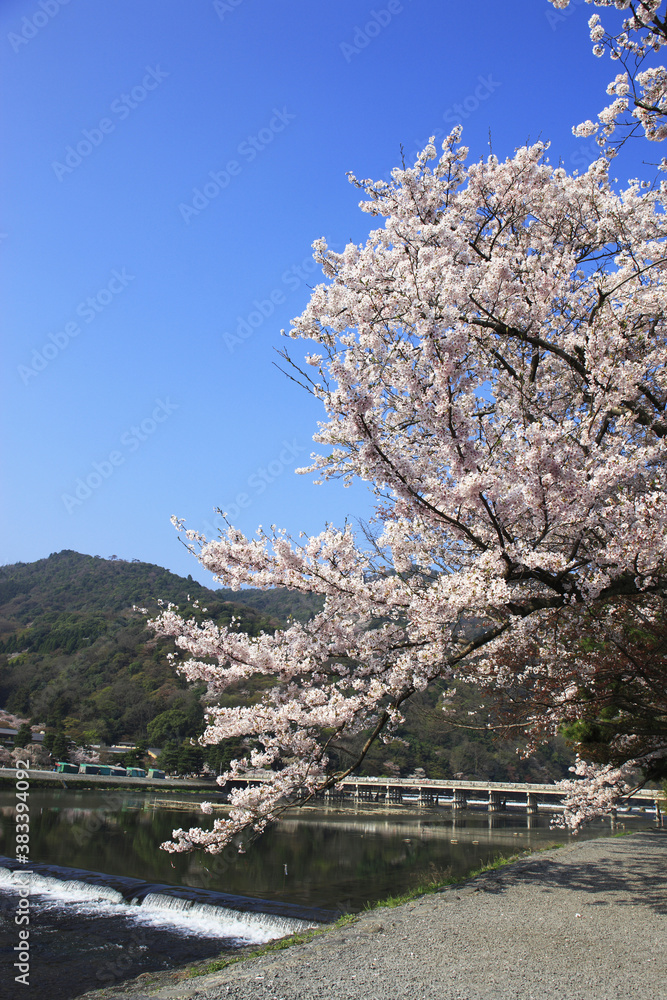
[0,550,275,746]
[216,586,323,625]
[0,551,573,781]
[0,549,235,623]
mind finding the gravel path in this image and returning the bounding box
[79,830,666,1000]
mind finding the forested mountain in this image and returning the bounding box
[0,550,275,746]
[0,551,573,780]
[216,587,323,625]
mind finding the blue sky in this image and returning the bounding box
[1,0,649,587]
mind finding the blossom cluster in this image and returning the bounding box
[554,757,639,829]
[549,1,667,148]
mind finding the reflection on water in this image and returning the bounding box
[0,788,651,912]
[0,789,654,999]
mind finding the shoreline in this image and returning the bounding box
[0,767,221,794]
[75,829,666,1000]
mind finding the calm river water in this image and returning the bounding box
[0,788,654,999]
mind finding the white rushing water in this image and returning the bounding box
[139,892,314,940]
[0,866,314,943]
[0,867,124,904]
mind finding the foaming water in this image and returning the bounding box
[0,865,124,904]
[0,860,326,1000]
[0,862,322,942]
[138,891,313,940]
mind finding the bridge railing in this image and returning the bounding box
[227,772,661,814]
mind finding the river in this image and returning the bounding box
[0,788,654,999]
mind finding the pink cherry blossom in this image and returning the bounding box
[550,1,667,148]
[151,130,667,851]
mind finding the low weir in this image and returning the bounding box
[0,855,337,929]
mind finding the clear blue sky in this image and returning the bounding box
[1,0,647,586]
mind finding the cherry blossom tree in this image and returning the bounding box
[12,744,52,769]
[70,746,101,766]
[151,126,667,849]
[478,597,666,762]
[0,711,30,731]
[549,1,667,148]
[470,595,666,825]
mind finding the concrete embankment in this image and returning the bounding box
[0,767,219,793]
[78,829,666,1000]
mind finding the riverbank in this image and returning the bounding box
[76,829,666,1000]
[0,767,221,793]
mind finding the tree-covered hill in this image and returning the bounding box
[0,551,276,745]
[215,586,323,625]
[0,551,573,781]
[0,549,236,625]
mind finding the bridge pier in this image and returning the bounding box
[230,774,658,818]
[488,791,505,812]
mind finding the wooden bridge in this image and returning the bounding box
[231,774,662,816]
